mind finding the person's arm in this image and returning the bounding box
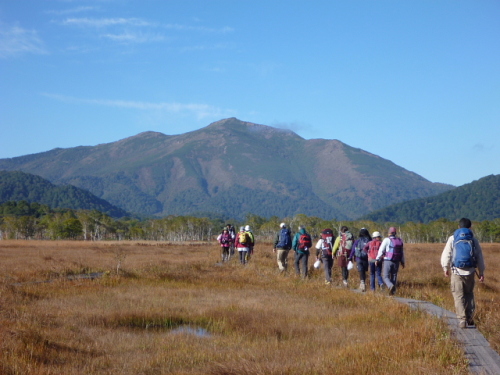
[474,238,485,282]
[440,236,453,277]
[376,238,389,262]
[292,233,298,251]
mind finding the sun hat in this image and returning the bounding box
[280,222,286,228]
[372,231,381,238]
[245,225,251,231]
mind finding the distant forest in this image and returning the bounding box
[1,200,499,243]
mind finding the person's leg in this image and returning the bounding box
[369,261,376,290]
[451,273,467,326]
[322,255,332,283]
[294,252,301,275]
[302,253,309,278]
[463,274,476,324]
[376,262,384,287]
[341,267,349,285]
[382,261,393,290]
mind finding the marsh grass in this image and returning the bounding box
[0,240,497,374]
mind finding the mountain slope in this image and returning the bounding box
[362,174,500,223]
[0,118,452,219]
[0,170,129,218]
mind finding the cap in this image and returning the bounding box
[372,231,381,238]
[244,225,251,231]
[389,227,397,234]
[280,223,286,228]
[240,226,245,231]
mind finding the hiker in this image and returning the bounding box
[315,228,335,285]
[226,224,236,258]
[375,227,405,295]
[332,226,354,287]
[440,218,485,328]
[349,228,371,292]
[244,225,255,261]
[235,226,251,265]
[217,228,233,262]
[273,223,292,273]
[292,225,312,278]
[365,231,384,291]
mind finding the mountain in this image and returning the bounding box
[362,174,500,223]
[0,170,129,218]
[0,118,452,220]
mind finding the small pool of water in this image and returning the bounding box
[170,325,211,337]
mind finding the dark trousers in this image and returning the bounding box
[294,251,309,277]
[356,258,369,282]
[322,255,333,282]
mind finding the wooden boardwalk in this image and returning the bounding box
[395,297,500,374]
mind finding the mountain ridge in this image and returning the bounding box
[0,118,453,219]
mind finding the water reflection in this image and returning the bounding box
[171,325,211,337]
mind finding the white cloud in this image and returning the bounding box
[102,32,166,43]
[46,6,98,15]
[42,93,236,120]
[61,17,153,28]
[0,24,47,58]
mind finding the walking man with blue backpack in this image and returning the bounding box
[375,227,405,295]
[441,218,485,328]
[273,223,292,273]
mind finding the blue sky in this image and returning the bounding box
[1,0,499,187]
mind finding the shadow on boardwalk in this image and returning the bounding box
[395,297,500,375]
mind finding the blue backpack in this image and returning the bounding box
[277,228,292,249]
[452,228,476,268]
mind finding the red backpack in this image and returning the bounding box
[298,233,312,250]
[320,229,334,256]
[367,239,381,260]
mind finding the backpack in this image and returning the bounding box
[220,233,231,245]
[277,227,292,249]
[339,231,353,256]
[298,233,312,250]
[367,239,381,260]
[246,231,255,246]
[354,237,369,259]
[452,228,476,268]
[238,231,249,245]
[385,237,403,262]
[320,229,334,256]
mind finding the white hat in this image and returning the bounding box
[240,226,245,231]
[280,223,286,228]
[245,225,251,231]
[372,231,381,238]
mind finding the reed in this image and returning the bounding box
[1,240,497,374]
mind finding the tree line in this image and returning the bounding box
[1,200,499,243]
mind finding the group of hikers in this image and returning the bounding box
[217,217,486,329]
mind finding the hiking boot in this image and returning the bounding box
[325,280,331,285]
[459,320,467,329]
[359,281,366,292]
[343,280,348,287]
[467,319,475,327]
[388,285,395,295]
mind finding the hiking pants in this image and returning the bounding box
[238,250,248,265]
[382,260,400,291]
[341,267,349,282]
[356,258,369,282]
[369,260,384,290]
[221,246,230,262]
[276,248,290,272]
[321,255,333,282]
[451,273,476,322]
[294,251,309,278]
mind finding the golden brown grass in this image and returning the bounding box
[1,240,497,374]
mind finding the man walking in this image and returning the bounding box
[273,223,292,273]
[375,227,405,295]
[332,226,354,286]
[292,225,312,278]
[441,218,485,328]
[315,228,335,285]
